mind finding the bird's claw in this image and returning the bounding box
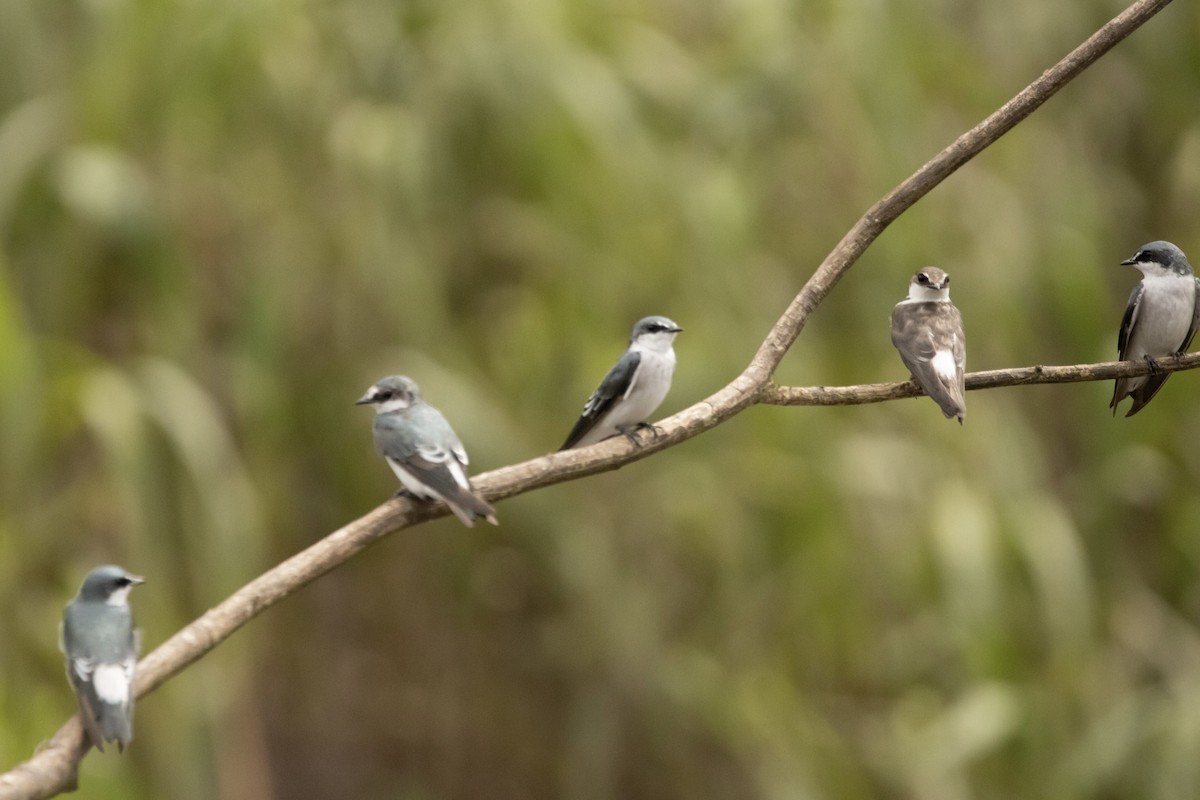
[1144,354,1162,375]
[618,422,661,447]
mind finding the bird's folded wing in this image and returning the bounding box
[561,351,641,449]
[1117,283,1143,360]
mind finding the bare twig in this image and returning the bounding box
[763,353,1200,406]
[0,0,1176,797]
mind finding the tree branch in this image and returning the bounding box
[0,0,1176,797]
[746,0,1175,380]
[762,353,1200,406]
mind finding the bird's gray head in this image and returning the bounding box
[629,316,683,350]
[77,565,144,605]
[1121,241,1193,276]
[907,267,952,300]
[356,375,421,413]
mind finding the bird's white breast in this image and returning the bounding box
[106,587,132,607]
[1129,273,1195,359]
[607,346,676,430]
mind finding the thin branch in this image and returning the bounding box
[762,353,1200,406]
[0,1,1176,798]
[745,0,1175,381]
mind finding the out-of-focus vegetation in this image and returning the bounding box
[2,0,1200,797]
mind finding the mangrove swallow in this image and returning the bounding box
[891,267,967,423]
[560,315,682,450]
[1111,240,1200,417]
[61,565,144,753]
[357,375,498,527]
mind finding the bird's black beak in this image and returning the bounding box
[355,392,375,406]
[671,326,684,333]
[128,574,145,586]
[1120,256,1137,266]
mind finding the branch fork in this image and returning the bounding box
[0,1,1178,796]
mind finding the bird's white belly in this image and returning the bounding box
[1125,275,1194,391]
[387,458,438,499]
[604,354,675,431]
[1129,277,1194,358]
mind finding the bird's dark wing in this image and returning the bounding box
[559,350,641,450]
[1179,277,1200,354]
[1111,284,1146,414]
[66,657,108,752]
[61,610,104,751]
[1116,283,1143,361]
[374,414,496,526]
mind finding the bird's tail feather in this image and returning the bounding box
[1126,375,1171,417]
[100,703,133,752]
[446,488,498,527]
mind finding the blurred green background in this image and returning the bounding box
[2,0,1200,797]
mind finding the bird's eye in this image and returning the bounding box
[116,577,132,587]
[943,275,950,284]
[916,274,929,284]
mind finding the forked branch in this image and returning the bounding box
[0,0,1177,797]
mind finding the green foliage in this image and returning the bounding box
[1,0,1199,797]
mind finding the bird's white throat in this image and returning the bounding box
[376,397,414,415]
[905,285,950,303]
[106,586,134,606]
[632,330,678,355]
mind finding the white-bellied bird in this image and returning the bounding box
[891,267,967,423]
[357,375,497,526]
[61,565,144,753]
[1110,240,1200,417]
[560,316,682,449]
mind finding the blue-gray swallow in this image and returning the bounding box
[890,267,966,423]
[560,315,683,450]
[61,565,144,753]
[357,375,498,526]
[1111,241,1200,417]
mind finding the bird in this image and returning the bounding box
[357,375,497,527]
[61,565,144,753]
[890,267,967,423]
[1110,240,1200,417]
[559,315,683,450]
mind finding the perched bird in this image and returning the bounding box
[61,565,144,753]
[890,267,967,423]
[560,315,683,450]
[357,375,497,527]
[1110,240,1200,417]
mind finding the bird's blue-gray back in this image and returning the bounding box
[64,603,135,662]
[373,403,467,464]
